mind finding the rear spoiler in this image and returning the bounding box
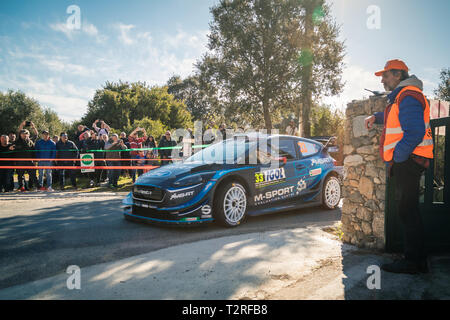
[309,136,339,153]
[309,136,337,146]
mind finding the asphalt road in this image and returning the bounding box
[0,192,341,290]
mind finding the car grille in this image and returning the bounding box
[133,185,165,202]
[132,206,179,220]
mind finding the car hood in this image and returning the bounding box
[135,162,228,186]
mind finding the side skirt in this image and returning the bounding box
[247,199,322,217]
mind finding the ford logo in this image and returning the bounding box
[136,189,153,195]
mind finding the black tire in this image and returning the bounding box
[213,181,248,227]
[322,175,341,210]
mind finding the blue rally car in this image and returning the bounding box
[122,133,343,227]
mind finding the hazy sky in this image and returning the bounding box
[0,0,448,121]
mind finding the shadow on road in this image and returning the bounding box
[0,225,337,299]
[0,196,340,292]
[340,246,450,300]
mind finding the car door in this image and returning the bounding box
[252,138,298,206]
[293,138,323,197]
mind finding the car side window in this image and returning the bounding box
[270,139,298,160]
[251,142,277,165]
[297,140,321,158]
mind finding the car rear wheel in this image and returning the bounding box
[214,182,248,227]
[322,176,341,210]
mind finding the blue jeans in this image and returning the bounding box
[58,168,77,187]
[38,161,53,188]
[130,155,139,183]
[107,161,120,187]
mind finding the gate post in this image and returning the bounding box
[341,95,387,250]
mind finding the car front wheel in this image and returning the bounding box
[214,182,248,227]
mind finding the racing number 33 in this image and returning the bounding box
[298,142,308,153]
[255,168,286,184]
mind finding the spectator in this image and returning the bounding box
[75,124,90,149]
[35,130,56,191]
[8,132,16,144]
[96,133,107,183]
[158,130,177,166]
[143,135,158,159]
[0,135,15,192]
[7,131,16,190]
[285,116,298,136]
[105,134,126,188]
[13,127,39,191]
[143,151,154,174]
[51,135,60,184]
[120,132,132,178]
[128,127,147,183]
[92,119,111,137]
[203,125,218,145]
[119,132,128,142]
[135,150,146,178]
[99,134,109,183]
[56,132,79,190]
[16,121,39,191]
[219,123,227,140]
[100,133,109,145]
[81,131,105,187]
[18,120,39,138]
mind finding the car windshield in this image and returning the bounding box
[185,139,256,164]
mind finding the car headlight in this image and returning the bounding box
[122,192,133,207]
[173,172,215,187]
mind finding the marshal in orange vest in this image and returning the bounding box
[382,86,434,162]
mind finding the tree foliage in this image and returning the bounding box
[167,75,221,125]
[434,68,450,102]
[82,81,193,133]
[310,104,344,138]
[310,103,345,164]
[196,0,345,131]
[123,117,168,141]
[0,90,69,136]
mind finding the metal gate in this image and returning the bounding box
[385,116,450,253]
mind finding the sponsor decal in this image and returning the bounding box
[170,190,195,200]
[254,186,295,205]
[309,168,322,177]
[201,205,212,218]
[296,179,307,194]
[310,158,332,166]
[254,167,286,188]
[182,217,199,222]
[134,201,157,209]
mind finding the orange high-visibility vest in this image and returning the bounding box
[382,86,434,162]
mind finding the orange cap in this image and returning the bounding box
[375,59,409,76]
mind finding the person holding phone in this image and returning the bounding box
[93,119,111,137]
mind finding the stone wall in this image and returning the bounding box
[341,95,387,250]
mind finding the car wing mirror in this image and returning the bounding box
[277,156,287,166]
